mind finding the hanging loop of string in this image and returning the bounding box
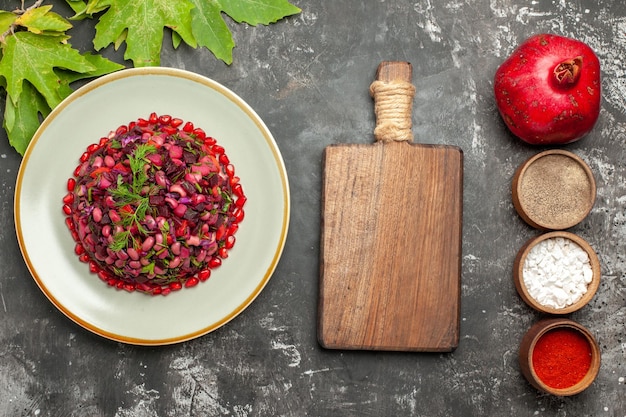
[369,80,415,143]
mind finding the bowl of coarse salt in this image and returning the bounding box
[513,231,601,314]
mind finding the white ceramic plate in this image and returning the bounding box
[14,68,290,345]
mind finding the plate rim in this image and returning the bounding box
[14,67,290,345]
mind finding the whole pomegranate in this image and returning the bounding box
[494,33,601,145]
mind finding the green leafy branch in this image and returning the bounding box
[0,0,301,155]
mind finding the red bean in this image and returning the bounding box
[92,207,103,222]
[169,257,181,268]
[141,236,155,252]
[170,241,181,255]
[108,209,121,223]
[126,247,139,260]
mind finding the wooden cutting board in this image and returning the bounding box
[318,61,463,352]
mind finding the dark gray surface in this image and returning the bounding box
[1,1,625,416]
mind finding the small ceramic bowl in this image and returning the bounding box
[514,231,601,314]
[519,318,601,396]
[512,149,596,230]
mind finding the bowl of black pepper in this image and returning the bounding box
[512,149,596,230]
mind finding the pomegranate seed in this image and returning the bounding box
[137,118,149,127]
[89,261,100,273]
[204,136,215,145]
[128,121,136,130]
[235,195,247,208]
[160,288,171,296]
[225,164,235,178]
[149,112,158,123]
[87,143,100,154]
[218,247,228,259]
[115,125,128,135]
[232,183,244,199]
[184,277,199,288]
[74,244,85,255]
[162,126,177,135]
[225,235,236,249]
[227,223,239,236]
[98,270,111,281]
[193,128,206,140]
[233,207,245,222]
[183,122,194,133]
[169,282,182,291]
[212,144,225,155]
[158,115,171,125]
[208,257,222,268]
[63,193,74,205]
[216,225,227,241]
[123,283,135,292]
[67,178,76,192]
[62,204,72,215]
[79,254,89,263]
[219,154,229,165]
[79,152,89,163]
[198,269,211,281]
[65,217,75,231]
[170,118,183,128]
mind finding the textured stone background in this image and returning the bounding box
[1,0,625,416]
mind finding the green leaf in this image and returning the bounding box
[219,0,301,25]
[56,52,125,96]
[187,0,235,64]
[64,0,88,16]
[91,0,196,67]
[84,0,300,65]
[65,0,112,20]
[0,11,17,35]
[3,81,51,155]
[0,31,96,109]
[15,5,73,35]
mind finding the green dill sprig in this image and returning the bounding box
[107,144,156,251]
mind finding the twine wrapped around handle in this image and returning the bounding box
[369,79,415,142]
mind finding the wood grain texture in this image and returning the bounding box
[318,62,463,352]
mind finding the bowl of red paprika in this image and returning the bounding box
[519,318,600,396]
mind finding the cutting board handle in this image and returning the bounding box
[370,61,416,143]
